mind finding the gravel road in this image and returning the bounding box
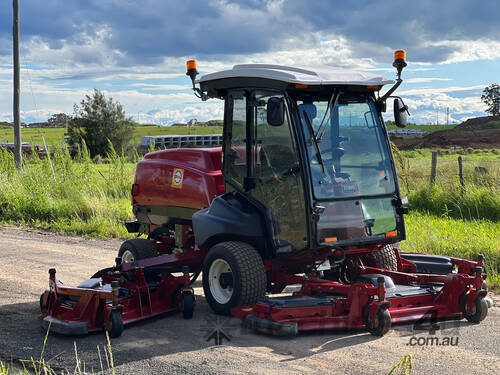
[0,226,499,374]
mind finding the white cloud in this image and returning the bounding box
[429,39,500,64]
[398,85,485,96]
[405,78,452,84]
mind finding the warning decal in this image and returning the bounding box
[171,168,184,188]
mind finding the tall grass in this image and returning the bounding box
[403,212,500,288]
[395,148,500,221]
[0,144,133,238]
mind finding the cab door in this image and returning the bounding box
[249,91,308,253]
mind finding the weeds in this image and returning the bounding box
[0,324,117,375]
[387,354,413,375]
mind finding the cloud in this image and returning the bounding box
[405,78,453,84]
[398,85,485,96]
[1,1,499,68]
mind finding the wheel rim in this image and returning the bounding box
[208,259,234,304]
[121,250,135,263]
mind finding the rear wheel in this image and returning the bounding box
[372,244,398,271]
[203,241,266,315]
[118,239,157,263]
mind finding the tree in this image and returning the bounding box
[67,89,134,157]
[481,84,500,116]
[48,113,71,128]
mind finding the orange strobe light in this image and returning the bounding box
[393,49,407,75]
[186,59,199,85]
[186,59,197,71]
[394,50,406,61]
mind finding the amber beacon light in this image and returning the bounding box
[186,59,199,86]
[392,50,407,78]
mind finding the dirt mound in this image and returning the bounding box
[455,115,500,130]
[392,116,500,150]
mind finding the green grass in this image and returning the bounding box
[402,212,500,288]
[0,125,223,146]
[0,145,133,238]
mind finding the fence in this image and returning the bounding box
[397,150,499,196]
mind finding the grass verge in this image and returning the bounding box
[402,212,500,290]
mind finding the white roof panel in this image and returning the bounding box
[199,64,394,86]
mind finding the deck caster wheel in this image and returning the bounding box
[107,310,124,338]
[461,295,488,323]
[364,305,391,336]
[182,292,195,319]
[39,292,48,314]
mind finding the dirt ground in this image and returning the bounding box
[0,226,499,374]
[391,116,500,150]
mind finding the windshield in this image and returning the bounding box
[297,96,395,200]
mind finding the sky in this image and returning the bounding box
[0,0,499,125]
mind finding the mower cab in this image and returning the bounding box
[189,57,409,263]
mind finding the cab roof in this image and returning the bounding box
[198,64,394,87]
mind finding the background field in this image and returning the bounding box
[0,125,223,146]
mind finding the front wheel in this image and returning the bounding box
[202,241,266,315]
[372,244,398,271]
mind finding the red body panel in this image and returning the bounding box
[133,147,224,212]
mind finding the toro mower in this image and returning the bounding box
[40,50,490,338]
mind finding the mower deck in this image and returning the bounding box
[233,255,489,337]
[40,255,197,338]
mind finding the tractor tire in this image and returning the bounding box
[203,241,267,315]
[118,239,157,263]
[372,244,398,271]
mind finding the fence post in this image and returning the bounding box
[458,156,465,195]
[430,151,437,187]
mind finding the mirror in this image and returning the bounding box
[394,98,408,128]
[267,97,285,126]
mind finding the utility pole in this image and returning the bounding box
[446,107,449,126]
[13,0,22,168]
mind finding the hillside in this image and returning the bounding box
[391,116,500,150]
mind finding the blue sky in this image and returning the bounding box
[0,0,499,125]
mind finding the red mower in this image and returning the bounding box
[40,51,490,337]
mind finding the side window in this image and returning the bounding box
[251,92,308,251]
[254,95,298,179]
[224,93,247,187]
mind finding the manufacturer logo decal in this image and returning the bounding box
[171,168,184,188]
